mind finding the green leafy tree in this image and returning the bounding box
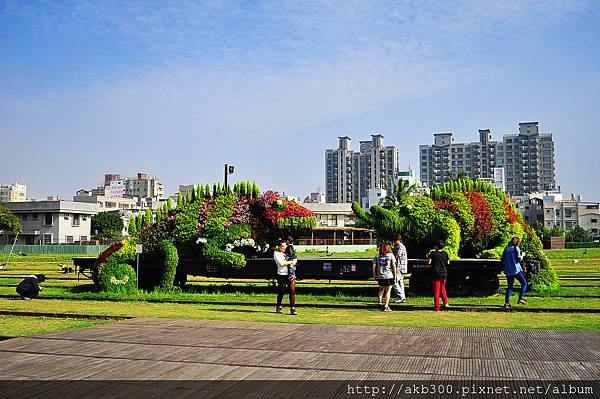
[128,217,137,236]
[156,206,163,222]
[566,226,593,242]
[0,205,22,232]
[167,197,173,212]
[380,177,417,209]
[135,213,143,232]
[252,182,260,198]
[144,209,153,227]
[176,192,182,210]
[205,184,211,198]
[91,212,124,240]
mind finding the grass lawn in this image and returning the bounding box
[1,299,599,331]
[0,315,111,336]
[0,251,598,334]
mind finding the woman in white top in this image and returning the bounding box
[273,239,298,315]
[372,243,397,312]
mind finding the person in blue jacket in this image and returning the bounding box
[501,237,527,308]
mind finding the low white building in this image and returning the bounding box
[1,200,99,245]
[362,188,386,209]
[297,203,374,246]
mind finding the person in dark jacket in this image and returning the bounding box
[16,274,45,300]
[428,240,449,311]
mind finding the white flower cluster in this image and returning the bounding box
[196,237,208,244]
[254,244,271,253]
[110,275,130,285]
[225,238,256,252]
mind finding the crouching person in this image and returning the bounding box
[16,274,45,300]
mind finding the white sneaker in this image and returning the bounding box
[383,306,392,312]
[444,303,450,309]
[396,298,406,303]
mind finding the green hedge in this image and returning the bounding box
[565,242,600,249]
[98,258,137,294]
[158,240,179,291]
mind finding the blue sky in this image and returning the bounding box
[1,1,599,201]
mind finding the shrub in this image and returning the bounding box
[565,242,600,249]
[139,217,176,255]
[158,240,179,290]
[98,258,137,294]
[522,225,559,293]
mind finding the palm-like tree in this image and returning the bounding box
[379,177,417,209]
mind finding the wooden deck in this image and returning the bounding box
[1,318,599,381]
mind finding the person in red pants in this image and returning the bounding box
[428,240,449,311]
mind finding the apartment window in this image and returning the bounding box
[80,235,88,242]
[43,213,53,226]
[72,214,80,227]
[66,236,74,244]
[64,213,70,220]
[21,213,28,220]
[565,209,573,218]
[31,213,39,220]
[591,219,598,224]
[43,234,52,245]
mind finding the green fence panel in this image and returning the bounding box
[0,245,110,255]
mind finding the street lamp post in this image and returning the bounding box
[224,164,235,191]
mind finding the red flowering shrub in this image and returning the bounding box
[435,200,459,213]
[465,192,492,238]
[504,200,520,223]
[95,242,123,268]
[92,241,123,287]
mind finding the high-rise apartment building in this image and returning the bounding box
[419,129,504,189]
[419,122,555,197]
[0,182,27,203]
[503,122,555,196]
[325,135,399,205]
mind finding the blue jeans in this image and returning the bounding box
[505,271,527,304]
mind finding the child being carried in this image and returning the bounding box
[284,236,297,278]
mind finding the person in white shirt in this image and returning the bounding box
[391,234,408,303]
[274,239,298,315]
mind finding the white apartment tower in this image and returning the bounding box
[326,135,399,206]
[419,122,555,197]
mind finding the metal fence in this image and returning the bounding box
[0,245,109,255]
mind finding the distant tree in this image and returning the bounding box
[252,182,260,198]
[91,212,124,240]
[156,206,163,222]
[197,184,204,199]
[166,197,173,212]
[128,216,137,236]
[0,205,22,232]
[176,192,182,209]
[144,209,153,227]
[379,177,417,209]
[135,213,143,232]
[566,226,593,242]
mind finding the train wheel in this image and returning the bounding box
[469,272,499,296]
